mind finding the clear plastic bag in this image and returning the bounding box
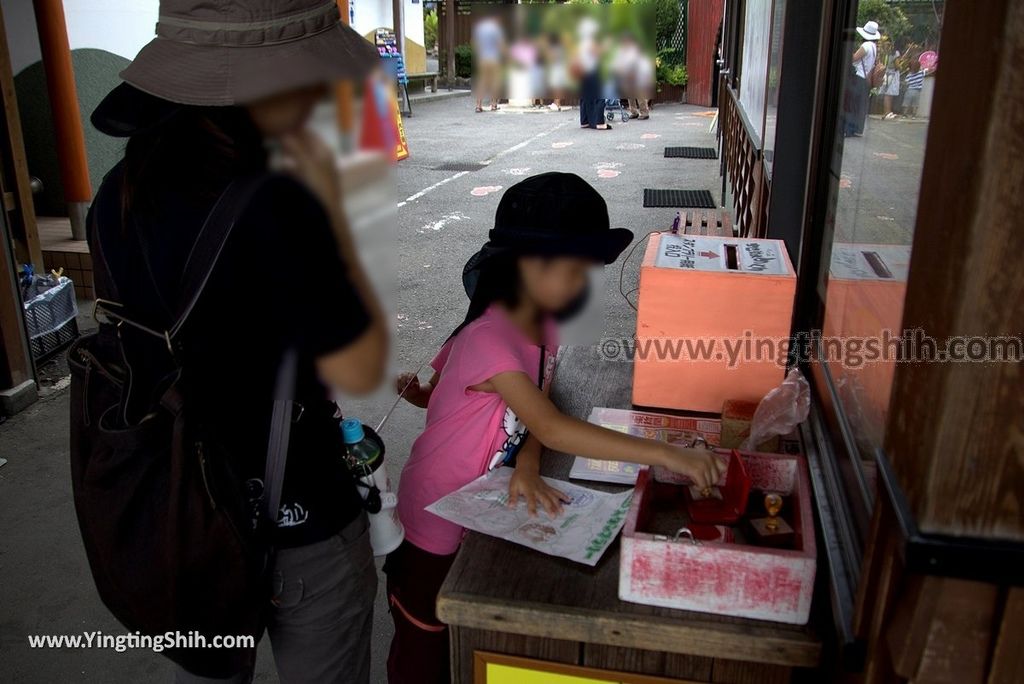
[740,369,811,451]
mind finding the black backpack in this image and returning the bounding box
[69,176,292,677]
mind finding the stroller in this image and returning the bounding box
[603,81,630,124]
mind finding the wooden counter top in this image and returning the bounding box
[436,345,822,670]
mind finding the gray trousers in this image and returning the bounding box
[175,513,377,684]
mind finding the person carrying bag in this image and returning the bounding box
[69,1,388,681]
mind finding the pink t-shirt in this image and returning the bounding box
[397,305,557,555]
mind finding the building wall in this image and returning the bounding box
[686,0,725,107]
[1,0,424,217]
[2,0,157,215]
[353,0,427,74]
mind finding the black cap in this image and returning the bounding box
[463,172,633,297]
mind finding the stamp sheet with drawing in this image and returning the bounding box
[425,468,633,566]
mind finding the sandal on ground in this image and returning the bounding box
[475,106,483,113]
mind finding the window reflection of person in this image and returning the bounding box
[845,20,880,137]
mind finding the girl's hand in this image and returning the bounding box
[659,445,727,490]
[280,129,342,215]
[508,468,569,517]
[396,371,432,408]
[396,372,420,398]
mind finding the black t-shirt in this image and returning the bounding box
[90,161,370,548]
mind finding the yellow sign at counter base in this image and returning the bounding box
[475,652,686,684]
[486,663,614,684]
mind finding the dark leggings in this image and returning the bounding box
[844,75,869,136]
[383,541,458,684]
[579,71,606,128]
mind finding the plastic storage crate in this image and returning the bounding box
[23,277,79,361]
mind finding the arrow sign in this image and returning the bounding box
[699,250,719,259]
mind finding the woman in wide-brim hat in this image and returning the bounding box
[844,19,882,137]
[86,2,388,682]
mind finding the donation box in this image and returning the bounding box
[632,234,796,412]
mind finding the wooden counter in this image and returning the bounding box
[437,345,822,683]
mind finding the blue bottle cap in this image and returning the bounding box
[341,418,365,444]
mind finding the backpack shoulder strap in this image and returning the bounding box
[169,175,270,340]
[164,173,294,530]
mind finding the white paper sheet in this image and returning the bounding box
[569,407,722,485]
[425,468,633,566]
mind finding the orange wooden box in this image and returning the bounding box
[632,234,796,412]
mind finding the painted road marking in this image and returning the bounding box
[396,121,570,208]
[417,211,469,234]
[470,185,503,197]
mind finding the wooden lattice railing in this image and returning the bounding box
[719,81,770,238]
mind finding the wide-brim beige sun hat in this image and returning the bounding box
[856,20,881,41]
[119,0,380,106]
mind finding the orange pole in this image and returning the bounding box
[335,0,356,143]
[32,0,91,239]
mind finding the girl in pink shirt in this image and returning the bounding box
[384,173,724,684]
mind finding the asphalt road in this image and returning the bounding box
[0,95,725,683]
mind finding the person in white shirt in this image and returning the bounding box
[845,20,880,137]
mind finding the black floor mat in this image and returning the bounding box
[643,189,716,208]
[664,146,718,159]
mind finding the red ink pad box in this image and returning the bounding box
[619,449,816,624]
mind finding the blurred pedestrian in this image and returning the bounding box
[880,39,901,120]
[575,16,609,130]
[902,55,927,118]
[545,31,569,111]
[473,13,505,112]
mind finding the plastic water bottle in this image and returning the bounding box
[342,419,382,477]
[340,418,405,555]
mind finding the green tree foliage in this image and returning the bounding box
[424,10,438,52]
[656,47,687,86]
[455,44,473,78]
[857,0,911,41]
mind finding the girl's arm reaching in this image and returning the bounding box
[484,371,725,489]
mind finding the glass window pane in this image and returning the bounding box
[820,1,943,459]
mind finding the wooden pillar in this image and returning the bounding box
[32,0,91,241]
[856,0,1024,680]
[0,4,42,270]
[445,0,455,89]
[0,208,35,414]
[392,0,404,57]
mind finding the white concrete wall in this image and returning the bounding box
[351,0,424,45]
[3,0,424,73]
[2,0,159,74]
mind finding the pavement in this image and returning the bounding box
[835,113,928,246]
[0,96,724,683]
